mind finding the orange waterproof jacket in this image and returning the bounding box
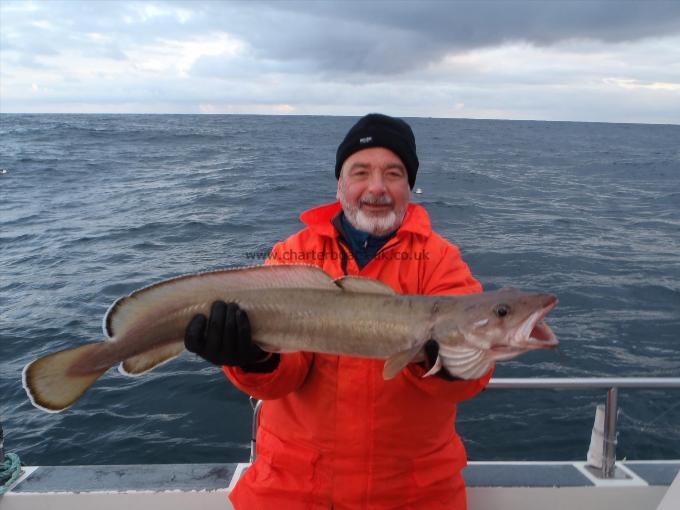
[225,202,492,509]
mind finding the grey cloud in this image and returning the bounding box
[217,0,680,75]
[1,31,61,57]
[299,1,680,45]
[5,1,680,76]
[190,53,317,79]
[1,2,129,64]
[1,0,679,123]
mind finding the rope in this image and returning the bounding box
[0,453,22,495]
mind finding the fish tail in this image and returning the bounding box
[23,343,111,413]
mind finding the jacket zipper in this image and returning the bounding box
[356,238,401,275]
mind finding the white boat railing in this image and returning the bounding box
[249,377,680,479]
[486,377,680,389]
[487,377,680,478]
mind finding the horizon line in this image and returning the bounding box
[0,111,678,127]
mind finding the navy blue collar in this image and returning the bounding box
[336,212,396,269]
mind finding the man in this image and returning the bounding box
[185,114,493,509]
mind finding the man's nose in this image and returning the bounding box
[367,174,387,195]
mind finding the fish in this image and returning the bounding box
[23,264,558,413]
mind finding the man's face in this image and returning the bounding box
[336,147,410,236]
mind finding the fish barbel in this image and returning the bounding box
[23,264,558,412]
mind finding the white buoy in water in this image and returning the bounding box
[414,188,423,194]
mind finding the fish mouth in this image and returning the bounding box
[491,295,559,356]
[517,295,559,349]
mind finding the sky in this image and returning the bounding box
[1,0,679,123]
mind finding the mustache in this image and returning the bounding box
[359,194,393,206]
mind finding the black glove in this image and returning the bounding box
[185,301,280,373]
[423,340,462,381]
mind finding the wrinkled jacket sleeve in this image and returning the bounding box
[404,236,493,401]
[222,240,313,400]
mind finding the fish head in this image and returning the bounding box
[433,288,558,365]
[453,288,559,358]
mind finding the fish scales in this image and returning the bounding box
[111,290,429,361]
[241,290,434,357]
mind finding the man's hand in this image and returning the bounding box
[184,301,279,373]
[424,339,463,381]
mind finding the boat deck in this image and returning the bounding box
[3,460,678,509]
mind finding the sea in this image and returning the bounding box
[1,114,679,466]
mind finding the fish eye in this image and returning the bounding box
[494,304,510,318]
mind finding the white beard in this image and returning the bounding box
[338,186,407,236]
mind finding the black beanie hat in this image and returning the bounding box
[335,113,419,189]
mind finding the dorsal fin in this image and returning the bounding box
[334,276,395,295]
[104,264,337,338]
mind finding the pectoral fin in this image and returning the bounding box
[383,345,423,380]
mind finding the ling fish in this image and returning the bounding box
[23,264,558,412]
